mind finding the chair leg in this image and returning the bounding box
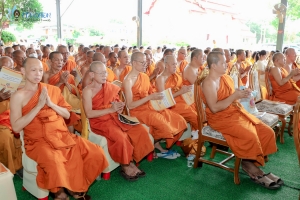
[234,157,241,185]
[288,114,293,136]
[194,141,204,168]
[38,197,48,200]
[147,151,154,162]
[210,145,217,159]
[102,172,110,180]
[176,141,182,146]
[279,117,286,144]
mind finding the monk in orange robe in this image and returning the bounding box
[36,49,49,71]
[232,49,251,86]
[176,47,188,74]
[144,50,160,83]
[10,57,108,199]
[284,48,300,88]
[76,47,90,69]
[12,50,26,72]
[104,46,112,66]
[123,52,187,157]
[0,57,22,176]
[201,51,280,189]
[57,45,77,72]
[155,49,174,75]
[41,46,50,63]
[83,61,153,180]
[156,55,198,131]
[183,49,204,86]
[269,52,300,105]
[43,52,81,133]
[80,50,94,77]
[114,50,132,82]
[107,52,120,71]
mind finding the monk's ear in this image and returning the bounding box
[20,67,25,75]
[88,71,94,78]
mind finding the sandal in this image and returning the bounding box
[156,151,178,159]
[264,173,284,186]
[136,170,146,178]
[120,170,139,181]
[251,175,281,190]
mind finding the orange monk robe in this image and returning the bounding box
[163,73,198,130]
[107,67,117,82]
[118,65,132,82]
[62,60,76,72]
[269,67,300,105]
[89,82,153,164]
[145,62,155,77]
[129,73,187,148]
[292,62,300,88]
[48,71,82,131]
[201,75,277,166]
[41,61,49,72]
[107,60,120,68]
[41,57,48,63]
[0,100,22,174]
[226,62,234,74]
[22,83,108,193]
[68,55,75,62]
[177,60,188,74]
[240,61,250,85]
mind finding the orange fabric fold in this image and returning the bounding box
[22,83,108,193]
[89,82,153,164]
[164,73,198,130]
[42,62,49,72]
[178,60,188,73]
[201,75,277,166]
[145,62,155,77]
[119,65,132,82]
[269,67,300,105]
[62,60,76,72]
[107,67,117,82]
[129,73,187,148]
[292,62,300,88]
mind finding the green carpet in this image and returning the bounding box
[13,129,300,200]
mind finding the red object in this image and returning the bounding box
[176,141,182,146]
[147,152,153,161]
[102,172,110,180]
[22,186,26,191]
[278,30,283,34]
[135,162,140,167]
[38,197,48,200]
[144,0,158,15]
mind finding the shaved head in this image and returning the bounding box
[272,52,284,63]
[164,55,175,64]
[87,50,94,56]
[93,52,106,63]
[191,49,203,60]
[163,49,173,56]
[207,51,224,69]
[144,49,151,55]
[285,48,296,55]
[23,57,41,69]
[132,49,140,54]
[212,48,224,53]
[89,61,106,72]
[131,52,144,63]
[0,56,14,69]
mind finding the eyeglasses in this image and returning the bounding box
[179,52,187,56]
[92,71,107,76]
[134,60,147,65]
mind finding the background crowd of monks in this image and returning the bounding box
[0,42,299,198]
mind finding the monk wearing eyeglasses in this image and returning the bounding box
[123,52,187,158]
[113,50,132,82]
[80,50,95,77]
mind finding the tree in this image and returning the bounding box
[72,30,81,38]
[0,0,43,38]
[89,28,104,37]
[286,0,300,20]
[1,31,16,44]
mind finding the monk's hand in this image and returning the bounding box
[0,88,11,101]
[37,87,47,109]
[234,88,251,100]
[59,71,69,84]
[70,69,77,77]
[111,101,125,113]
[150,92,164,100]
[152,67,160,77]
[290,68,300,77]
[180,85,193,94]
[45,92,54,108]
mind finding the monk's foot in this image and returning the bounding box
[242,160,264,179]
[153,152,158,159]
[264,155,269,163]
[129,162,146,177]
[154,142,168,153]
[54,188,69,200]
[67,189,90,200]
[121,164,137,177]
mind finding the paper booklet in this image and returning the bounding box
[181,86,194,105]
[0,66,23,93]
[150,88,176,111]
[118,114,140,125]
[74,66,83,86]
[112,80,122,88]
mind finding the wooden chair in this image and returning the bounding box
[292,97,300,165]
[255,60,294,143]
[193,71,241,184]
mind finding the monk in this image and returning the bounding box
[232,49,251,86]
[0,57,23,178]
[201,51,281,189]
[156,55,198,134]
[224,49,233,74]
[20,45,26,53]
[80,50,94,76]
[144,52,160,82]
[4,47,14,59]
[10,57,108,200]
[123,52,187,158]
[74,44,84,62]
[183,49,204,86]
[103,46,112,66]
[76,47,90,69]
[269,52,300,105]
[12,50,26,72]
[176,47,188,74]
[36,49,49,71]
[83,61,153,181]
[12,44,20,51]
[155,49,174,75]
[284,48,300,87]
[42,46,50,63]
[43,52,81,133]
[107,52,119,71]
[57,45,77,72]
[114,50,132,82]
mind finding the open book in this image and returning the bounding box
[0,67,23,93]
[181,86,194,105]
[118,114,140,125]
[150,88,176,111]
[74,66,83,87]
[112,80,122,88]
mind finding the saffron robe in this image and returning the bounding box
[129,73,187,148]
[42,62,49,72]
[201,75,277,166]
[0,100,22,174]
[48,71,81,131]
[22,83,108,193]
[118,65,132,82]
[89,82,154,164]
[177,60,188,74]
[292,62,300,88]
[163,73,198,130]
[107,67,117,82]
[62,60,76,72]
[269,67,300,105]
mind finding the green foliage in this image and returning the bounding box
[72,30,81,38]
[89,29,104,37]
[1,31,16,44]
[65,38,76,45]
[174,42,190,47]
[286,0,300,20]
